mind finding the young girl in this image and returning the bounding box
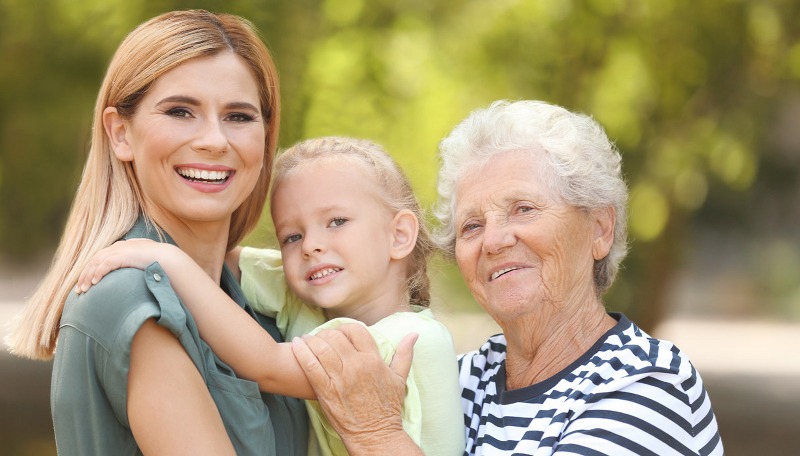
[76,136,465,455]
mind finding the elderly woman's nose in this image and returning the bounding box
[193,119,229,154]
[481,217,514,254]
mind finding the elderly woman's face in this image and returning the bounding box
[107,51,266,227]
[453,149,600,322]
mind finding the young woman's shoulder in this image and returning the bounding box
[60,266,169,349]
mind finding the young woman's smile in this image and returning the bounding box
[108,51,266,232]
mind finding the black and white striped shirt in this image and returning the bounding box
[458,313,723,455]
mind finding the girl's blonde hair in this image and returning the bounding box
[272,137,434,308]
[8,10,280,359]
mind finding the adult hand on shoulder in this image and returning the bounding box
[291,323,422,454]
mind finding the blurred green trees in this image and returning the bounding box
[1,0,798,329]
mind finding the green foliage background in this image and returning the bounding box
[2,0,799,330]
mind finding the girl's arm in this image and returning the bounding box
[77,239,315,399]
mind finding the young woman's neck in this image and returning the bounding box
[147,210,230,283]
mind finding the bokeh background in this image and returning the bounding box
[2,0,799,454]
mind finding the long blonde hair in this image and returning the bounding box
[272,137,434,308]
[7,10,281,360]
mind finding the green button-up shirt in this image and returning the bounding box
[51,218,308,455]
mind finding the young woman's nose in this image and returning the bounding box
[193,118,229,154]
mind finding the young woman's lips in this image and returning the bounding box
[175,165,234,193]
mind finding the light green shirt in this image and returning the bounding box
[240,246,466,456]
[51,218,308,455]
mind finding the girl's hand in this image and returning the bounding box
[74,239,180,294]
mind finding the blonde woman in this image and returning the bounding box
[7,10,307,455]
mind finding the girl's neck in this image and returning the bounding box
[325,289,412,326]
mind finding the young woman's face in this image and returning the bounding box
[270,159,399,321]
[112,52,265,230]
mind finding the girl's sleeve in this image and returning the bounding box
[393,312,465,455]
[314,310,465,455]
[239,246,325,340]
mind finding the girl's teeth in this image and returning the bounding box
[311,268,341,280]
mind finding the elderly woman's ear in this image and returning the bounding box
[591,206,615,261]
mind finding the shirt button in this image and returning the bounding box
[153,273,162,282]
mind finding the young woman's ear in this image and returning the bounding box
[591,206,615,261]
[389,209,419,261]
[102,106,134,162]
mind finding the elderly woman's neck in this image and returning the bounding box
[502,298,615,390]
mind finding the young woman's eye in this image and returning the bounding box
[227,112,256,123]
[328,217,348,228]
[283,233,302,245]
[165,107,192,118]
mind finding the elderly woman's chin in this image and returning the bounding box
[464,274,550,325]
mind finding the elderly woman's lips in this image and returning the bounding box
[490,267,524,281]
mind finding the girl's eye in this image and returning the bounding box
[165,107,192,118]
[283,233,302,245]
[328,217,348,228]
[227,112,256,123]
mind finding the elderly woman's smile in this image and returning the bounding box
[454,149,600,323]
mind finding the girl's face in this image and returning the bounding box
[270,159,402,322]
[107,51,265,233]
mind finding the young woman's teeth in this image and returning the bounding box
[491,267,519,281]
[177,168,231,184]
[310,268,341,280]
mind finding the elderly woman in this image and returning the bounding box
[292,100,723,455]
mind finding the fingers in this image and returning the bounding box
[74,240,139,294]
[291,336,334,391]
[299,330,347,375]
[335,323,379,353]
[389,332,417,380]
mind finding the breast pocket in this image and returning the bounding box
[207,370,276,455]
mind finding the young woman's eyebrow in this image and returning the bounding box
[155,95,259,113]
[156,95,200,106]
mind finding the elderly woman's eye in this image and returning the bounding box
[461,222,482,234]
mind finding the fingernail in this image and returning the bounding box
[91,277,98,285]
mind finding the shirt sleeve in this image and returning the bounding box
[553,370,722,456]
[239,246,325,340]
